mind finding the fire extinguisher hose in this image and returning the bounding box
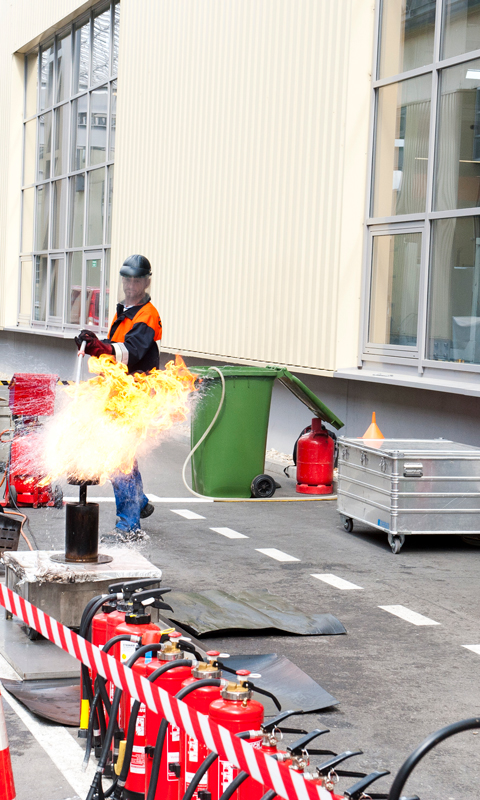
[112,659,195,798]
[180,728,254,800]
[86,643,169,800]
[219,771,249,800]
[259,792,277,800]
[144,675,221,800]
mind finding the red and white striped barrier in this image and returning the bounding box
[0,584,334,800]
[0,686,16,800]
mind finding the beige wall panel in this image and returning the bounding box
[111,0,371,372]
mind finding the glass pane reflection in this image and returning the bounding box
[37,112,52,181]
[52,179,67,249]
[435,59,480,210]
[49,257,64,318]
[86,255,102,326]
[40,44,54,110]
[74,21,90,93]
[373,74,431,217]
[72,95,87,171]
[54,104,69,176]
[89,86,108,165]
[56,33,72,103]
[66,251,83,324]
[69,174,85,247]
[443,0,480,60]
[35,184,50,251]
[34,255,48,321]
[87,168,105,245]
[428,216,480,363]
[369,232,422,346]
[92,9,110,85]
[109,81,116,159]
[113,3,120,75]
[378,0,435,80]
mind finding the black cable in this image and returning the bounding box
[114,660,194,795]
[145,719,169,800]
[180,729,252,800]
[219,771,249,800]
[259,792,276,800]
[86,643,167,800]
[388,717,480,800]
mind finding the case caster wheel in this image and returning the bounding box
[343,517,353,532]
[25,626,40,641]
[251,474,276,498]
[388,533,405,554]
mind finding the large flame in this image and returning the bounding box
[41,354,198,483]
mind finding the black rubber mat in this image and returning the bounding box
[2,678,80,726]
[167,589,346,637]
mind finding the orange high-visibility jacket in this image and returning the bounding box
[106,296,162,373]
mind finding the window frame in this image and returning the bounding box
[19,0,118,335]
[362,0,480,374]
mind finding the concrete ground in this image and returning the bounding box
[2,433,480,800]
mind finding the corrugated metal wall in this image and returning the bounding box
[112,0,369,373]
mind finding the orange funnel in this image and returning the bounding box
[361,411,384,440]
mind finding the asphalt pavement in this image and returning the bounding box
[2,433,480,800]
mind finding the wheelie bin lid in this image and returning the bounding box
[190,365,344,430]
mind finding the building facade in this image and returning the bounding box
[1,0,480,453]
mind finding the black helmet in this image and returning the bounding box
[120,255,152,278]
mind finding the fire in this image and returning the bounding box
[41,355,198,484]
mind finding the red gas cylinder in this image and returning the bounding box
[179,651,223,800]
[145,632,194,800]
[208,670,264,800]
[296,417,335,495]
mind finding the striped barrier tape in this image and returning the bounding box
[0,584,334,800]
[0,380,72,386]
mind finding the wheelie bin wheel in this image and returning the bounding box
[251,474,276,498]
[388,533,405,554]
[343,517,353,532]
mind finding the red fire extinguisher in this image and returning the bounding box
[179,650,224,800]
[110,588,173,795]
[207,670,265,800]
[296,417,335,494]
[144,631,196,800]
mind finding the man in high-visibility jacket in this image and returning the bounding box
[75,254,162,541]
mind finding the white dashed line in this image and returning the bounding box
[147,495,213,503]
[311,574,363,590]
[379,605,440,626]
[462,645,480,655]
[171,509,206,520]
[210,527,249,539]
[256,548,300,562]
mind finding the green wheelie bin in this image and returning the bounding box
[190,365,343,498]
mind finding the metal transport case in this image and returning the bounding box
[337,438,480,553]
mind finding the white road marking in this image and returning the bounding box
[311,573,363,590]
[256,548,300,562]
[1,683,97,796]
[379,605,440,626]
[63,495,213,503]
[147,495,213,503]
[462,645,480,655]
[210,527,248,539]
[172,509,206,520]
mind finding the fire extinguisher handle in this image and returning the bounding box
[130,587,172,603]
[344,770,390,799]
[261,710,303,732]
[176,639,206,662]
[287,728,330,755]
[245,682,282,712]
[108,578,165,595]
[315,749,364,776]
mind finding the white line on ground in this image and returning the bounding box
[255,548,300,562]
[379,605,440,626]
[172,509,206,520]
[63,495,214,503]
[311,573,363,590]
[1,683,97,797]
[210,527,249,539]
[462,644,480,655]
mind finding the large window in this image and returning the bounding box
[365,0,480,371]
[19,1,119,332]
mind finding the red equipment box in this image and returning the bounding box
[9,373,58,416]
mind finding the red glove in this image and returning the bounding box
[75,330,114,358]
